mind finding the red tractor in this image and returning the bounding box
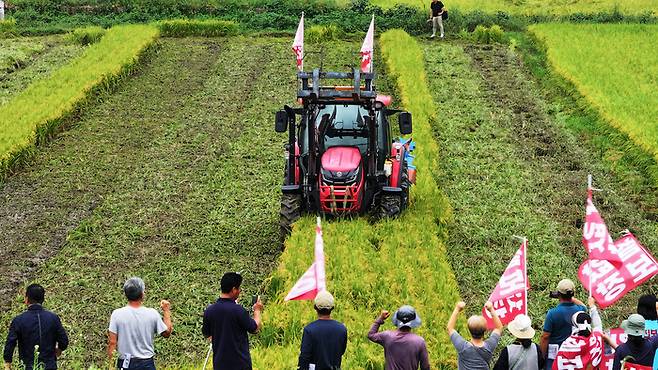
[275,68,416,236]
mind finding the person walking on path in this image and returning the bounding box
[107,277,173,370]
[298,291,347,370]
[3,284,69,370]
[429,0,445,39]
[202,272,263,370]
[448,301,503,370]
[493,314,544,370]
[367,305,430,370]
[611,314,658,370]
[540,279,587,370]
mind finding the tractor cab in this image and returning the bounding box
[275,67,416,238]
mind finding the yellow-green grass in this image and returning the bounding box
[370,0,658,15]
[530,23,658,167]
[0,24,159,178]
[251,29,464,369]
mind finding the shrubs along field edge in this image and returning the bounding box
[0,24,159,182]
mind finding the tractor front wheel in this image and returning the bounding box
[279,193,302,245]
[378,193,402,219]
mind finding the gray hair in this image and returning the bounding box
[123,277,145,301]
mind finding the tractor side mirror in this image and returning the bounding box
[399,112,412,135]
[275,110,288,133]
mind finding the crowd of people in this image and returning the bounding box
[4,274,658,370]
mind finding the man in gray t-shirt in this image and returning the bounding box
[447,301,503,370]
[107,277,173,369]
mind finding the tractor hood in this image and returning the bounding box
[320,147,362,184]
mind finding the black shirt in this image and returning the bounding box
[298,319,348,370]
[3,305,69,370]
[431,1,444,17]
[202,298,258,370]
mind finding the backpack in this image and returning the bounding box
[442,10,449,20]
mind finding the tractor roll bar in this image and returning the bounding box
[298,68,376,101]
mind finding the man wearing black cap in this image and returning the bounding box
[367,305,430,370]
[3,284,69,370]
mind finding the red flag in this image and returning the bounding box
[579,233,658,308]
[285,217,326,301]
[360,16,374,73]
[292,13,304,71]
[602,328,627,370]
[483,239,529,329]
[583,189,621,264]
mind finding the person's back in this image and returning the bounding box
[368,306,430,370]
[545,302,586,345]
[451,333,500,370]
[299,319,347,369]
[612,314,658,370]
[110,306,167,359]
[506,343,540,370]
[204,298,257,369]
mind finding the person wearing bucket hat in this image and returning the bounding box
[493,314,545,370]
[298,291,347,370]
[367,306,430,370]
[540,279,587,370]
[611,314,658,370]
[447,301,503,370]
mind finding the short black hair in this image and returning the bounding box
[638,294,658,320]
[221,272,243,294]
[314,306,333,316]
[26,284,45,304]
[559,291,574,300]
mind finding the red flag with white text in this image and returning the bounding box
[579,233,658,308]
[483,239,529,329]
[583,190,622,264]
[285,217,327,301]
[552,332,605,370]
[292,13,304,71]
[360,16,374,73]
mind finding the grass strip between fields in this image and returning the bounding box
[250,29,463,369]
[0,24,159,180]
[529,23,658,170]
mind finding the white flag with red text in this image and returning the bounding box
[583,189,622,264]
[483,239,529,329]
[579,232,658,308]
[285,217,326,301]
[360,16,374,73]
[292,13,304,71]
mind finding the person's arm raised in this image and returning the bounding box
[160,300,173,338]
[484,301,503,335]
[253,297,264,332]
[447,301,465,335]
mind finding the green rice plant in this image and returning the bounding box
[529,23,658,167]
[306,24,344,43]
[157,19,238,37]
[0,18,17,37]
[251,29,464,369]
[0,38,45,72]
[66,26,105,45]
[0,24,159,180]
[471,24,504,44]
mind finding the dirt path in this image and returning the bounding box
[424,41,658,323]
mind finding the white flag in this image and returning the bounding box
[285,217,326,301]
[360,15,375,73]
[292,13,304,71]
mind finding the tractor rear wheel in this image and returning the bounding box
[279,193,302,244]
[378,193,402,219]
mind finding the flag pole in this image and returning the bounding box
[587,175,593,299]
[513,235,528,316]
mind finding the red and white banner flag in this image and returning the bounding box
[553,332,604,370]
[483,239,529,329]
[285,217,326,301]
[360,16,374,73]
[602,328,627,370]
[292,13,304,71]
[583,189,621,264]
[579,233,658,308]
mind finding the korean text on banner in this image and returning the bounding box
[483,240,529,329]
[583,190,622,264]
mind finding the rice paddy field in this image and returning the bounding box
[0,1,657,369]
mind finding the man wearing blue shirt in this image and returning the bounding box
[540,279,587,370]
[3,284,69,370]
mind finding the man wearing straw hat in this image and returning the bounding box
[367,305,430,370]
[493,314,545,370]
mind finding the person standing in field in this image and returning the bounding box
[611,313,658,370]
[107,277,173,370]
[367,305,430,370]
[202,272,263,370]
[539,279,587,370]
[447,301,503,370]
[493,314,545,370]
[429,0,445,39]
[3,284,69,370]
[551,297,605,370]
[297,291,347,370]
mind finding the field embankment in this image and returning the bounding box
[423,40,658,330]
[0,24,158,180]
[251,29,463,369]
[530,24,658,168]
[0,36,298,367]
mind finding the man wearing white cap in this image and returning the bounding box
[493,314,545,370]
[367,305,430,370]
[540,279,586,370]
[298,291,347,370]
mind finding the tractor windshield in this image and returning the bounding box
[316,105,369,152]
